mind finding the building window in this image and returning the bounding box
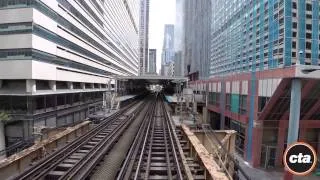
[226,94,231,111]
[306,24,312,30]
[292,12,297,17]
[306,53,311,58]
[258,96,270,112]
[306,33,312,39]
[293,22,297,29]
[306,14,312,19]
[292,31,297,37]
[292,41,296,48]
[227,120,246,156]
[239,95,247,115]
[306,42,311,50]
[292,2,297,9]
[306,4,312,11]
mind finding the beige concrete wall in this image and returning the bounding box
[0,121,90,179]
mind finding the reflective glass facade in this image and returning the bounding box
[183,0,211,79]
[210,0,320,76]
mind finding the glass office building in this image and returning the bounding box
[210,0,320,76]
[182,0,211,80]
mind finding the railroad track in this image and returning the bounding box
[12,100,147,180]
[117,95,186,180]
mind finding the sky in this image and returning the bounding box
[149,0,176,74]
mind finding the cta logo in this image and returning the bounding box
[283,142,318,176]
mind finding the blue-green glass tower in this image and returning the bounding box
[210,0,320,76]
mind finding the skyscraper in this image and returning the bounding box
[148,49,157,74]
[162,24,175,65]
[183,0,211,80]
[161,24,174,76]
[139,0,150,75]
[174,0,184,77]
[210,0,320,75]
[0,0,139,147]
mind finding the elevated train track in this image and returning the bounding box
[10,94,238,180]
[117,95,188,180]
[11,100,146,180]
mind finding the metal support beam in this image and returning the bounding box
[0,121,6,160]
[302,98,320,120]
[284,78,301,180]
[259,79,290,120]
[220,81,226,130]
[287,78,301,144]
[280,80,316,120]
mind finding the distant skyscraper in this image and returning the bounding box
[148,49,157,73]
[161,24,174,75]
[139,0,150,75]
[162,25,175,65]
[174,0,185,77]
[174,52,182,76]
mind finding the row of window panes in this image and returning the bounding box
[0,0,137,73]
[0,48,112,76]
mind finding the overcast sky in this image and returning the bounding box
[149,0,176,73]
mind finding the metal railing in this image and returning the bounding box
[201,124,251,180]
[0,137,35,157]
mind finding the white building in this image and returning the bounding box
[139,0,150,75]
[0,0,139,148]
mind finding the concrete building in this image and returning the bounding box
[161,24,174,76]
[173,0,184,77]
[174,52,183,76]
[183,0,211,80]
[189,0,320,169]
[148,49,156,74]
[161,24,175,65]
[0,0,139,150]
[139,0,150,75]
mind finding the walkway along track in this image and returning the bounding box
[11,100,147,180]
[117,95,188,180]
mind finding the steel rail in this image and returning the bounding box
[161,100,184,180]
[143,110,155,180]
[115,100,155,180]
[162,112,173,180]
[126,96,186,180]
[60,113,137,180]
[66,99,156,180]
[133,101,156,180]
[55,100,148,180]
[116,95,189,180]
[12,100,141,180]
